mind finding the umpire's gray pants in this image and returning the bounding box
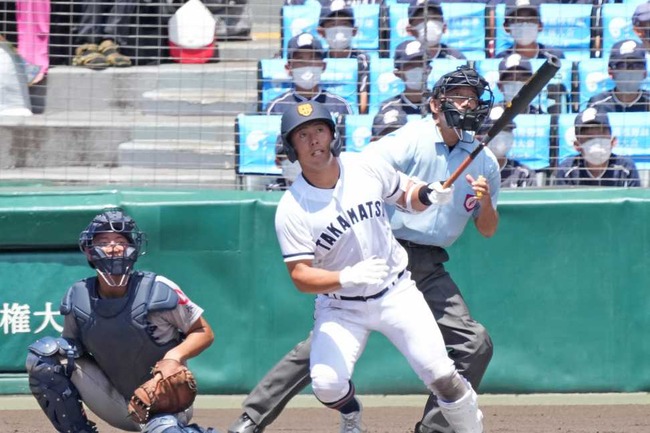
[242,242,493,433]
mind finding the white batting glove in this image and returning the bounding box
[339,257,389,289]
[427,182,454,206]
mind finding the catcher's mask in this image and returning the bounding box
[79,208,146,278]
[430,66,494,133]
[280,101,342,163]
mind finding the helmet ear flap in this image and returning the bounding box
[282,134,298,163]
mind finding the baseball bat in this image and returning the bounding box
[442,53,562,189]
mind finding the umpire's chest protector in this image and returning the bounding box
[60,272,180,398]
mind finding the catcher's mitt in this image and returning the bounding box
[127,359,197,424]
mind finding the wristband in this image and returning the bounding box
[418,184,433,206]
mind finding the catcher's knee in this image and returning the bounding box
[26,337,93,432]
[310,365,350,403]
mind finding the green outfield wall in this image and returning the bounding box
[0,187,648,395]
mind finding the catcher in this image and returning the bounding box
[25,208,216,433]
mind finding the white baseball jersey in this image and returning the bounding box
[275,152,408,298]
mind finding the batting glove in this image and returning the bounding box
[427,182,454,206]
[339,257,389,289]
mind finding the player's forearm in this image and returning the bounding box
[163,317,214,363]
[475,203,498,238]
[289,263,341,294]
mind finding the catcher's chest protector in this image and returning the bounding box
[60,272,180,398]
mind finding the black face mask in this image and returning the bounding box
[439,101,490,132]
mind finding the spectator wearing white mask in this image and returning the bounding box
[477,105,535,188]
[266,32,353,119]
[555,107,640,187]
[375,40,431,119]
[317,0,371,113]
[405,0,466,60]
[496,0,564,60]
[497,53,544,113]
[588,39,650,113]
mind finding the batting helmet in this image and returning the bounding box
[78,208,146,276]
[280,101,342,163]
[431,65,494,132]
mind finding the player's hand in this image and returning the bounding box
[427,182,454,206]
[339,257,389,289]
[466,174,489,202]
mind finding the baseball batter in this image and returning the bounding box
[25,209,216,433]
[229,66,499,433]
[272,101,484,433]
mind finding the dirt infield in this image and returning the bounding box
[3,404,650,433]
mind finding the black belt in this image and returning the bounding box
[331,270,405,302]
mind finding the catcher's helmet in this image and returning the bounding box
[431,65,494,132]
[280,101,342,163]
[79,208,146,276]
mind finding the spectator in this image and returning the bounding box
[406,0,466,60]
[16,0,49,113]
[478,105,536,187]
[497,53,544,113]
[633,1,650,57]
[371,108,408,142]
[555,107,640,187]
[496,0,564,60]
[375,40,431,118]
[317,0,371,113]
[266,32,353,118]
[72,1,136,70]
[588,39,650,113]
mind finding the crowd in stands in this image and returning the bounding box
[248,0,650,190]
[0,0,649,188]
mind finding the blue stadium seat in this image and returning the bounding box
[258,58,360,113]
[557,112,650,169]
[600,2,643,58]
[576,58,612,111]
[385,1,487,60]
[510,114,552,170]
[473,58,573,113]
[234,114,282,176]
[494,3,592,61]
[281,0,381,57]
[343,113,421,151]
[368,57,466,114]
[343,114,375,152]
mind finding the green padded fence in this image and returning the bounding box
[0,187,648,395]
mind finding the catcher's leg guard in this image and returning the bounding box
[438,385,483,433]
[26,337,96,433]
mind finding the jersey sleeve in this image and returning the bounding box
[147,276,204,341]
[275,195,315,262]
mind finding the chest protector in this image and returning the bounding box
[60,271,180,399]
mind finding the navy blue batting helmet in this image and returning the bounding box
[79,208,146,276]
[280,101,341,163]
